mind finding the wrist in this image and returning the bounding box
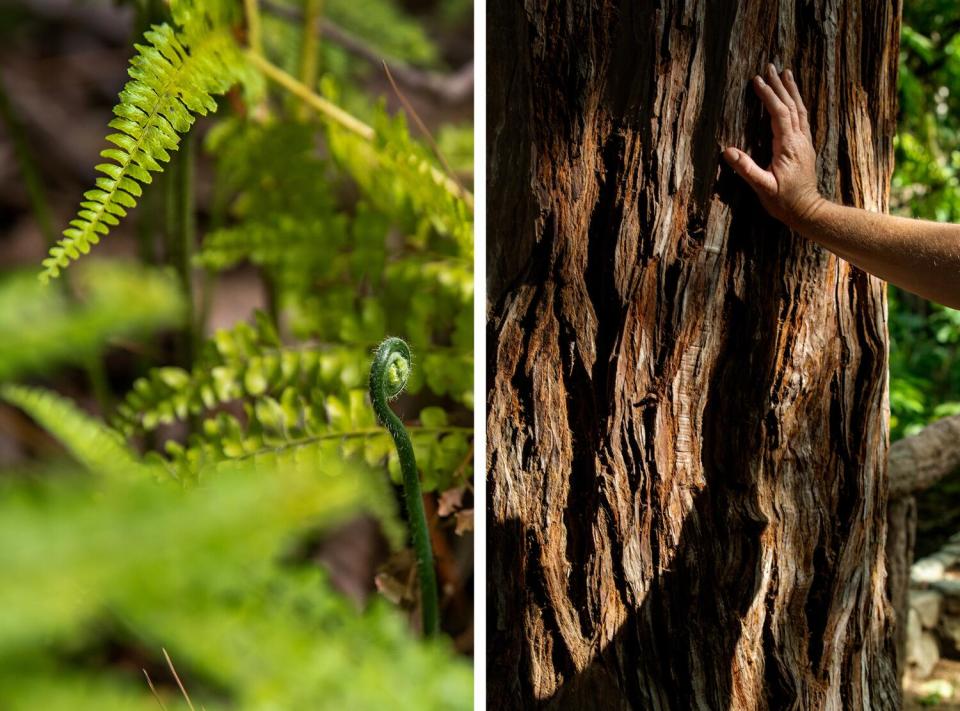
[788,193,830,233]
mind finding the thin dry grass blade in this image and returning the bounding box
[382,60,467,201]
[143,669,169,711]
[162,647,197,711]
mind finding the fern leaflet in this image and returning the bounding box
[41,22,245,282]
[1,385,154,479]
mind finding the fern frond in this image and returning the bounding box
[0,460,470,709]
[196,219,340,274]
[323,96,473,253]
[41,22,246,282]
[115,344,369,435]
[158,393,473,492]
[0,260,183,383]
[113,318,471,448]
[1,385,154,478]
[110,313,352,433]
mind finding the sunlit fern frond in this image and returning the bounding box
[110,311,357,436]
[41,20,247,282]
[322,96,473,254]
[155,390,472,493]
[113,342,370,436]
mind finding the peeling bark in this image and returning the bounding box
[487,1,902,708]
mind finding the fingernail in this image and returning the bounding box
[755,75,765,86]
[785,69,793,80]
[725,148,740,162]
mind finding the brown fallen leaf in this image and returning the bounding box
[437,485,467,517]
[374,548,417,605]
[454,508,474,535]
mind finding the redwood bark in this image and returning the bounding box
[487,1,902,709]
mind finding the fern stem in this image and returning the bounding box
[369,338,439,636]
[246,53,474,210]
[244,0,263,56]
[297,0,323,120]
[166,133,197,368]
[249,52,373,138]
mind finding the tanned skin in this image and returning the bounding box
[724,63,960,310]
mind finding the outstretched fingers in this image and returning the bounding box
[782,68,811,138]
[753,74,793,140]
[723,147,777,196]
[764,64,800,131]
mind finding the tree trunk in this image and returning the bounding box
[885,495,917,681]
[487,1,902,709]
[884,416,960,681]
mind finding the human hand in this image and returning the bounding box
[723,64,825,229]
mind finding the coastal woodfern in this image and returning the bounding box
[41,5,249,282]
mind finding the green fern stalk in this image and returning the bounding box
[369,337,439,636]
[167,131,198,367]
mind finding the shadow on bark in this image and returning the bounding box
[491,479,766,709]
[488,0,902,707]
[485,179,887,708]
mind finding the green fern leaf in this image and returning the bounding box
[0,260,183,383]
[153,389,473,492]
[41,22,245,283]
[322,94,473,254]
[1,385,154,478]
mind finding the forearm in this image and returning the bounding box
[794,200,960,309]
[726,65,960,309]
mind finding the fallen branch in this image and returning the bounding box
[260,0,473,105]
[889,414,960,498]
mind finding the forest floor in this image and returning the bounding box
[906,660,960,709]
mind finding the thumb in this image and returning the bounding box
[723,147,777,196]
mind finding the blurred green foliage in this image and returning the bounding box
[0,0,472,707]
[0,260,183,382]
[0,455,470,710]
[890,0,960,439]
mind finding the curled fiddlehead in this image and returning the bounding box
[370,337,439,636]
